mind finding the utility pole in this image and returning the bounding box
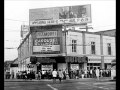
[80,25,93,32]
[64,24,69,79]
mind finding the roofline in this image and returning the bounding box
[29,4,91,10]
[17,32,31,50]
[67,30,115,37]
[94,29,116,33]
[17,29,115,49]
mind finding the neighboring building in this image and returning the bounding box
[9,58,19,79]
[4,61,13,72]
[4,58,19,79]
[17,27,116,72]
[94,29,116,36]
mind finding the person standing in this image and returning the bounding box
[100,69,103,77]
[27,70,30,79]
[111,68,116,80]
[90,69,93,78]
[58,69,64,83]
[35,71,38,80]
[84,69,87,78]
[95,68,100,80]
[52,69,58,83]
[38,70,41,80]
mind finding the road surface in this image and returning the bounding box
[4,79,116,90]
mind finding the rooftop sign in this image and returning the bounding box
[29,4,91,26]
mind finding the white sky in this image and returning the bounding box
[5,0,116,61]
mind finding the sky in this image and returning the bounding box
[5,0,116,61]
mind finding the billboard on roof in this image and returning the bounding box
[29,4,91,26]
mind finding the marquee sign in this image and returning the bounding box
[33,45,60,54]
[35,31,58,38]
[32,27,62,54]
[33,37,60,46]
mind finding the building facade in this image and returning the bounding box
[17,27,116,73]
[18,5,115,73]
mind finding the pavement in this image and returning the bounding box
[4,77,113,82]
[4,77,116,90]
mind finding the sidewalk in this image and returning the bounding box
[4,79,52,82]
[4,77,112,82]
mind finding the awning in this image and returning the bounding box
[37,57,56,63]
[10,64,18,67]
[65,56,88,63]
[111,59,116,63]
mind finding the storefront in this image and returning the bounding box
[66,56,88,71]
[29,56,88,72]
[30,56,66,71]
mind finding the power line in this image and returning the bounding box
[5,47,18,49]
[5,25,115,32]
[5,40,20,42]
[5,18,29,22]
[93,24,116,28]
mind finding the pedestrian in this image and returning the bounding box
[87,69,90,78]
[93,69,96,78]
[90,69,93,78]
[24,71,27,80]
[27,70,30,79]
[38,70,41,80]
[84,69,87,78]
[95,68,100,80]
[52,69,58,83]
[48,70,52,79]
[58,69,64,83]
[81,69,84,79]
[35,71,38,80]
[111,68,116,80]
[42,70,46,79]
[100,69,103,77]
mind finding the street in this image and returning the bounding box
[4,79,116,90]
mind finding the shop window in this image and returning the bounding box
[107,43,111,55]
[87,63,90,66]
[91,42,96,54]
[72,40,77,52]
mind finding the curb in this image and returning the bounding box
[4,78,112,82]
[4,79,53,82]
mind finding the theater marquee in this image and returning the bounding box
[32,27,62,54]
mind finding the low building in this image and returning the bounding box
[4,61,13,72]
[9,58,19,79]
[94,29,116,36]
[4,58,19,79]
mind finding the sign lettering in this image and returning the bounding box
[30,17,90,26]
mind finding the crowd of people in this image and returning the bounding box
[5,68,113,81]
[68,68,111,79]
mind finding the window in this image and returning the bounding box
[72,40,77,52]
[91,42,95,54]
[107,43,111,55]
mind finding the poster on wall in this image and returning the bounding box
[29,4,91,26]
[71,64,79,70]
